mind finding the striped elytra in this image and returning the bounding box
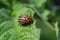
[18,14,33,26]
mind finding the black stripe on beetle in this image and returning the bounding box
[18,14,33,26]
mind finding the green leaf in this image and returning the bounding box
[0,21,19,40]
[29,0,47,8]
[34,14,58,40]
[0,8,19,40]
[0,9,11,24]
[13,3,41,40]
[41,9,50,20]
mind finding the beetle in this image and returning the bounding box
[18,14,33,26]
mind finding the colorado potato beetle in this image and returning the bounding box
[18,14,33,26]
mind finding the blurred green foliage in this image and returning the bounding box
[0,0,60,40]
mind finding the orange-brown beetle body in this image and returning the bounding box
[18,14,33,25]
